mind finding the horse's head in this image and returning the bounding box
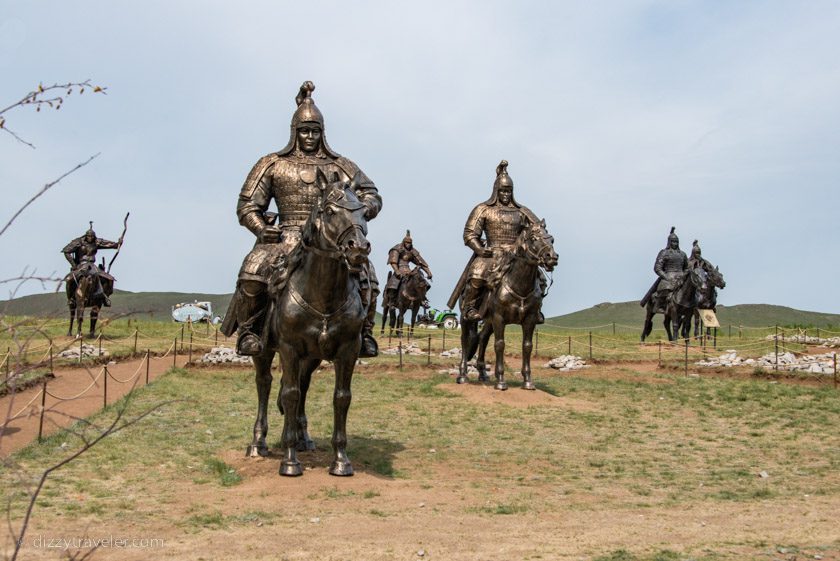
[519,217,558,272]
[708,265,726,289]
[304,169,371,272]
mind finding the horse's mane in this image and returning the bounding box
[486,243,518,290]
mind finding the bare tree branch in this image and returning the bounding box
[0,80,107,149]
[0,154,99,238]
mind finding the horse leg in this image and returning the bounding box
[247,352,273,457]
[457,320,479,384]
[475,322,492,383]
[663,309,673,342]
[329,352,356,476]
[380,305,388,335]
[88,305,99,339]
[521,319,536,390]
[295,358,320,452]
[641,306,654,342]
[492,316,508,391]
[67,301,76,337]
[276,347,303,476]
[75,300,84,338]
[409,304,418,339]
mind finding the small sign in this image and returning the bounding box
[698,309,720,328]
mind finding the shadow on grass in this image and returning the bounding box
[265,436,405,479]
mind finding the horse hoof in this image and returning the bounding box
[245,444,268,458]
[329,461,354,476]
[279,460,303,477]
[478,373,490,383]
[456,376,468,384]
[495,382,508,391]
[522,381,535,391]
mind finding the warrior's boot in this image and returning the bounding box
[236,281,267,356]
[359,284,379,358]
[462,280,484,322]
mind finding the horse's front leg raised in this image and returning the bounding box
[492,316,508,391]
[247,352,273,458]
[277,347,303,476]
[330,350,356,476]
[521,319,536,390]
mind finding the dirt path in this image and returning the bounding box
[0,353,189,456]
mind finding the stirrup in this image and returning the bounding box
[359,334,378,358]
[237,332,263,356]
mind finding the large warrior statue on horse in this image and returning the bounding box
[221,81,381,359]
[62,219,126,338]
[381,230,432,336]
[222,81,382,476]
[448,161,557,390]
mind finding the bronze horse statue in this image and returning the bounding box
[66,260,113,338]
[247,170,371,477]
[459,218,558,390]
[692,266,726,338]
[381,268,430,338]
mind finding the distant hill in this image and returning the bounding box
[0,290,233,320]
[3,292,839,328]
[547,301,840,329]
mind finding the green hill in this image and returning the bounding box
[0,290,233,320]
[3,291,839,329]
[547,301,840,329]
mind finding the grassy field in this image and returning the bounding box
[2,360,839,560]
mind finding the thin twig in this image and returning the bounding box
[0,154,99,238]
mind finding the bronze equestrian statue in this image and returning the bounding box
[221,81,381,359]
[62,219,126,338]
[640,227,688,342]
[221,82,381,476]
[448,161,557,390]
[381,230,432,337]
[688,240,726,338]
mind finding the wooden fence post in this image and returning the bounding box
[427,335,431,366]
[38,380,47,442]
[173,337,178,367]
[79,338,83,365]
[774,325,779,371]
[188,333,193,365]
[103,366,108,408]
[146,349,151,385]
[684,338,689,377]
[398,342,403,371]
[567,336,571,355]
[588,331,592,360]
[133,328,139,355]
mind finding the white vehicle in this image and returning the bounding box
[171,301,221,324]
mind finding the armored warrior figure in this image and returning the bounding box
[448,161,546,322]
[383,230,432,309]
[62,222,119,307]
[641,227,688,313]
[221,82,382,357]
[688,239,713,272]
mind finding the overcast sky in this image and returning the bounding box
[1,1,839,316]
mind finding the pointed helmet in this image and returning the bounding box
[403,229,412,244]
[691,239,701,259]
[666,226,679,246]
[277,81,339,157]
[483,160,521,207]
